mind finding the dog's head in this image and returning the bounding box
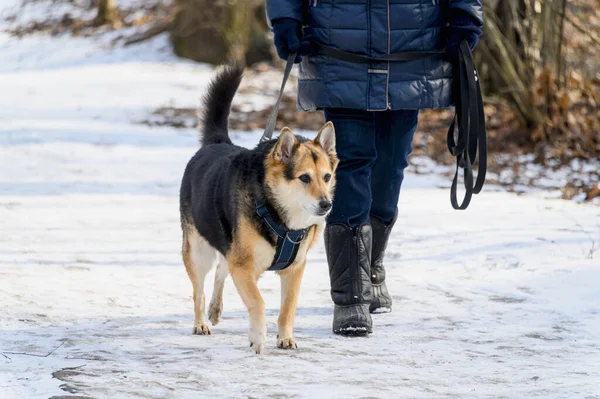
[265,122,338,230]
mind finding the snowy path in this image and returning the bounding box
[3,167,600,399]
[1,12,600,398]
[2,181,600,399]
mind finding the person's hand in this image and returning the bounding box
[272,18,312,63]
[447,11,483,55]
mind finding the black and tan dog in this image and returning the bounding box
[179,66,337,354]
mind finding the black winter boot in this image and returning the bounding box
[324,223,373,336]
[369,212,397,313]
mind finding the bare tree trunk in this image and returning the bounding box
[555,0,568,89]
[170,0,271,66]
[95,0,117,26]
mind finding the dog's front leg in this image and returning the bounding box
[277,261,306,349]
[230,265,266,354]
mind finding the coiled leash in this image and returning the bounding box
[446,41,487,210]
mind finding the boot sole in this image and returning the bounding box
[370,306,392,314]
[334,326,372,336]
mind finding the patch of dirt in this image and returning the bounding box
[52,365,86,380]
[141,93,324,132]
[230,94,325,132]
[51,364,91,396]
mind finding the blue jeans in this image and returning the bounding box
[324,108,418,227]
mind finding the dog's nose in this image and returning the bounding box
[318,200,332,212]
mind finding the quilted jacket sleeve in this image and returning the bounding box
[266,0,304,26]
[447,0,484,26]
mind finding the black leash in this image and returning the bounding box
[446,41,487,210]
[260,52,297,143]
[261,41,486,210]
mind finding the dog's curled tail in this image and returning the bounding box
[199,65,243,147]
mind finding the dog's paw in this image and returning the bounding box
[248,326,266,354]
[208,301,222,326]
[277,336,298,350]
[193,324,211,335]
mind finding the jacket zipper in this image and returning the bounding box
[386,0,391,110]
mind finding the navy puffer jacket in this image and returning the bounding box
[266,0,483,111]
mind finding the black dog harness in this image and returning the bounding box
[256,202,309,271]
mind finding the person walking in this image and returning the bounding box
[265,0,483,335]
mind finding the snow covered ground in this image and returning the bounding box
[1,3,600,398]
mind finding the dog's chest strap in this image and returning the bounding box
[256,202,309,271]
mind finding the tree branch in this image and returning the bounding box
[550,4,600,47]
[2,341,65,358]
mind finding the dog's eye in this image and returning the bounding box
[299,174,311,184]
[324,173,331,183]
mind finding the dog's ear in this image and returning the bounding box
[314,121,336,154]
[274,127,298,164]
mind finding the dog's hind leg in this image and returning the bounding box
[183,226,217,335]
[208,256,228,326]
[277,261,306,349]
